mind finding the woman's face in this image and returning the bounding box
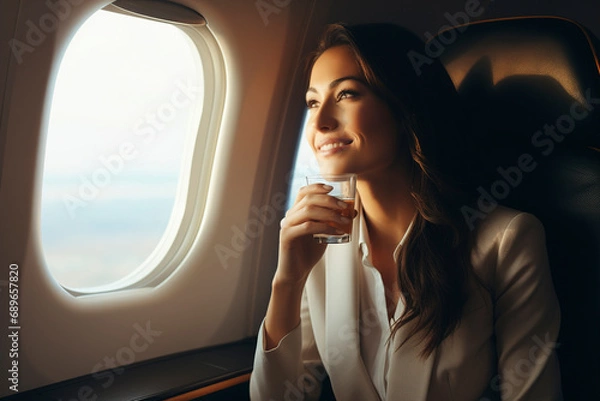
[306,45,401,178]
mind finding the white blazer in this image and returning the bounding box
[250,207,562,401]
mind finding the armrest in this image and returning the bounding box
[4,338,256,401]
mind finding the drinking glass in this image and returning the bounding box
[305,174,356,243]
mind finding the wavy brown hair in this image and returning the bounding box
[309,23,478,357]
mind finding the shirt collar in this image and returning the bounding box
[358,207,417,264]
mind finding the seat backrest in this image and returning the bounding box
[434,16,600,401]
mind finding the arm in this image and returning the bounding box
[493,213,562,401]
[250,184,352,400]
[250,281,324,401]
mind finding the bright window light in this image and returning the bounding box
[40,10,203,291]
[287,113,320,210]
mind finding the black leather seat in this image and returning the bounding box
[434,16,600,401]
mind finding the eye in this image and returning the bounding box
[306,99,319,109]
[336,89,359,101]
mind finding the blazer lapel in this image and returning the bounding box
[322,233,381,401]
[386,321,437,401]
[306,204,435,401]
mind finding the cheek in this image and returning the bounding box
[305,126,316,152]
[355,98,396,130]
[360,108,399,149]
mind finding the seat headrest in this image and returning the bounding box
[429,17,600,216]
[437,16,600,150]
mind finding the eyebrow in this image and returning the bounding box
[306,75,366,94]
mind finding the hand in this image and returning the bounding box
[275,183,356,285]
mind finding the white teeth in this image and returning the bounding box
[320,142,346,151]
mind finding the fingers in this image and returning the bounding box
[281,219,346,238]
[293,183,333,205]
[282,184,355,236]
[285,197,351,231]
[276,184,355,278]
[291,184,348,215]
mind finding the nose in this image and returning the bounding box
[313,100,338,133]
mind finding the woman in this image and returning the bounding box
[250,23,562,401]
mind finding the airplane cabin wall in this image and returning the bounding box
[0,0,325,395]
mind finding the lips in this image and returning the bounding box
[317,138,353,154]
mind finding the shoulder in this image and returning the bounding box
[470,206,548,284]
[472,205,545,250]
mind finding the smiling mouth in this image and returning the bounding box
[318,140,353,152]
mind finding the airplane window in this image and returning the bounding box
[40,10,204,292]
[287,113,320,210]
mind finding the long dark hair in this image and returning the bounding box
[309,23,477,357]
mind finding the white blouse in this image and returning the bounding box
[358,213,415,400]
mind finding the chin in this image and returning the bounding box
[318,166,353,176]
